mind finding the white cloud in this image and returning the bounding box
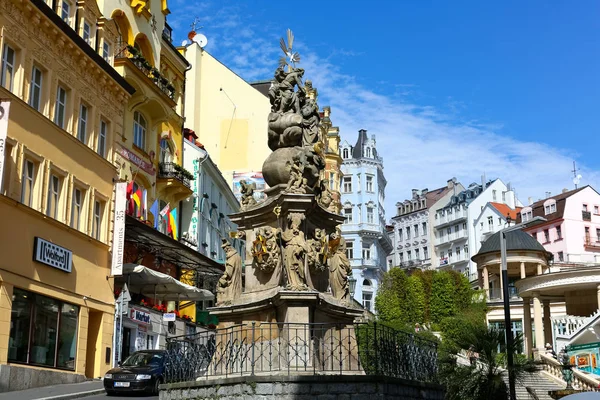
[171,3,600,218]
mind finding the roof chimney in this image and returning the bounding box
[422,188,428,196]
[447,178,455,189]
[412,189,418,199]
[528,197,533,205]
[562,188,569,194]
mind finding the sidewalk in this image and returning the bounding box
[0,380,105,400]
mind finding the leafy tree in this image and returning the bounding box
[430,271,457,323]
[374,268,408,324]
[406,274,425,324]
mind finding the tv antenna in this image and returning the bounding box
[572,161,582,189]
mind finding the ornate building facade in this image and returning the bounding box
[339,129,391,312]
[0,0,132,388]
[321,106,343,214]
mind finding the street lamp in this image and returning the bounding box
[348,275,357,298]
[559,348,574,390]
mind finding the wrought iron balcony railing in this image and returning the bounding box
[164,322,438,383]
[115,46,175,101]
[583,210,592,221]
[158,162,192,188]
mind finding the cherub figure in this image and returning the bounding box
[239,179,257,210]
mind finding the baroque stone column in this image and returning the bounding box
[523,297,533,357]
[482,265,489,295]
[532,292,545,352]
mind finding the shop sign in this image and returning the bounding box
[33,237,72,273]
[0,101,10,193]
[129,308,151,324]
[116,143,155,175]
[163,313,176,322]
[567,342,600,375]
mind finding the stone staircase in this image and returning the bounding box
[511,372,564,400]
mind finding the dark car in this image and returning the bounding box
[104,350,166,396]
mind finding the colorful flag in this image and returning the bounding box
[126,181,134,197]
[142,189,147,220]
[159,202,170,217]
[132,188,142,217]
[149,200,159,229]
[168,208,178,240]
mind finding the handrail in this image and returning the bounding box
[539,352,600,392]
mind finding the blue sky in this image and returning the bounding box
[167,0,600,217]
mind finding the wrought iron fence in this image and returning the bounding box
[164,322,438,384]
[158,162,191,188]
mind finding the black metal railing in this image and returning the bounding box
[164,322,438,384]
[158,162,191,188]
[115,46,175,100]
[583,211,592,221]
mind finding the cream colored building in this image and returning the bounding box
[183,42,271,184]
[0,0,132,390]
[322,106,343,214]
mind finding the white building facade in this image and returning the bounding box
[340,129,391,312]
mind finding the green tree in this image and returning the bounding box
[406,274,425,324]
[374,268,408,324]
[430,271,457,323]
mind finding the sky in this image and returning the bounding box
[167,0,600,218]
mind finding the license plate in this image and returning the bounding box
[114,382,130,387]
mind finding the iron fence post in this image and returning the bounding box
[251,322,256,376]
[374,322,379,375]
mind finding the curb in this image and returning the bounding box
[35,388,106,400]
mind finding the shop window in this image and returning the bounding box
[9,288,79,370]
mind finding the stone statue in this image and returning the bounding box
[328,230,352,301]
[278,67,305,114]
[216,239,243,306]
[307,228,328,272]
[278,213,308,291]
[301,98,321,147]
[316,179,333,210]
[239,180,257,211]
[285,156,308,194]
[252,226,281,273]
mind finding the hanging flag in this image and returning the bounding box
[149,200,159,229]
[160,202,170,217]
[0,101,11,194]
[168,208,178,240]
[132,188,142,216]
[126,181,134,197]
[142,189,148,220]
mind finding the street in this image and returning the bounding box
[84,393,158,400]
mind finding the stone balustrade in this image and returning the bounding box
[539,353,599,392]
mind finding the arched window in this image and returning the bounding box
[159,139,173,164]
[363,279,372,287]
[133,111,147,150]
[156,200,166,233]
[365,147,371,157]
[342,148,349,159]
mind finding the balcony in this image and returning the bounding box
[487,286,520,302]
[156,162,194,204]
[434,209,468,228]
[115,46,175,101]
[584,236,600,249]
[583,210,592,221]
[435,229,468,245]
[439,254,469,268]
[158,163,192,188]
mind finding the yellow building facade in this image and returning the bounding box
[0,0,133,390]
[183,43,271,184]
[322,107,343,214]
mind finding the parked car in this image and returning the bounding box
[104,350,166,395]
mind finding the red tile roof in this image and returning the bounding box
[489,202,522,221]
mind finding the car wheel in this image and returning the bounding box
[153,377,162,395]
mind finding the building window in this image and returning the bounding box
[492,190,496,201]
[502,191,506,202]
[97,119,107,157]
[46,174,61,219]
[102,42,111,62]
[406,226,411,240]
[583,204,588,212]
[70,187,83,230]
[93,200,103,240]
[544,229,550,243]
[343,176,352,193]
[498,217,502,225]
[366,207,374,223]
[159,139,173,163]
[595,206,600,215]
[362,243,371,260]
[133,111,147,150]
[21,160,36,207]
[423,246,428,259]
[158,199,168,233]
[422,222,427,235]
[399,252,403,262]
[448,248,453,259]
[365,147,371,158]
[77,103,88,143]
[414,224,419,236]
[488,216,493,228]
[29,66,43,111]
[407,250,412,260]
[60,0,71,23]
[558,252,564,262]
[464,244,469,255]
[1,44,15,91]
[9,288,79,370]
[398,228,403,241]
[54,86,67,129]
[456,246,461,258]
[556,225,562,240]
[82,21,91,45]
[346,241,353,259]
[366,175,373,192]
[415,248,420,260]
[462,222,467,230]
[344,207,352,223]
[362,292,372,311]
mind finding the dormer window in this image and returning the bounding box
[82,21,91,45]
[544,199,557,215]
[342,148,349,159]
[365,147,371,158]
[521,207,533,222]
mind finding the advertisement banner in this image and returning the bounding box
[567,342,600,375]
[232,171,267,203]
[111,182,127,276]
[0,101,10,193]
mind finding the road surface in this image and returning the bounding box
[84,393,157,400]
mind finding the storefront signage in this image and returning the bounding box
[116,143,155,175]
[111,182,127,276]
[163,313,176,322]
[567,342,600,375]
[0,101,10,193]
[129,308,151,324]
[33,237,72,273]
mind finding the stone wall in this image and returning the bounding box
[159,375,445,400]
[0,364,87,392]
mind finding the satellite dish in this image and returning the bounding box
[181,40,189,46]
[573,174,582,185]
[193,33,208,48]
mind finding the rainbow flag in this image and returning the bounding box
[168,208,178,240]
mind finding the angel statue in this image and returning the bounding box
[239,180,257,211]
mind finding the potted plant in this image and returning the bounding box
[140,299,148,307]
[168,309,180,318]
[181,314,192,322]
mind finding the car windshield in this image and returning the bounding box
[121,352,163,367]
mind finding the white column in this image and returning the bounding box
[532,292,545,351]
[523,297,533,356]
[483,265,489,295]
[543,300,552,347]
[520,262,526,279]
[537,263,543,275]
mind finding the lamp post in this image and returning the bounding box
[348,275,357,299]
[559,348,574,390]
[501,215,517,400]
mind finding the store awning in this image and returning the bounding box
[121,264,215,302]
